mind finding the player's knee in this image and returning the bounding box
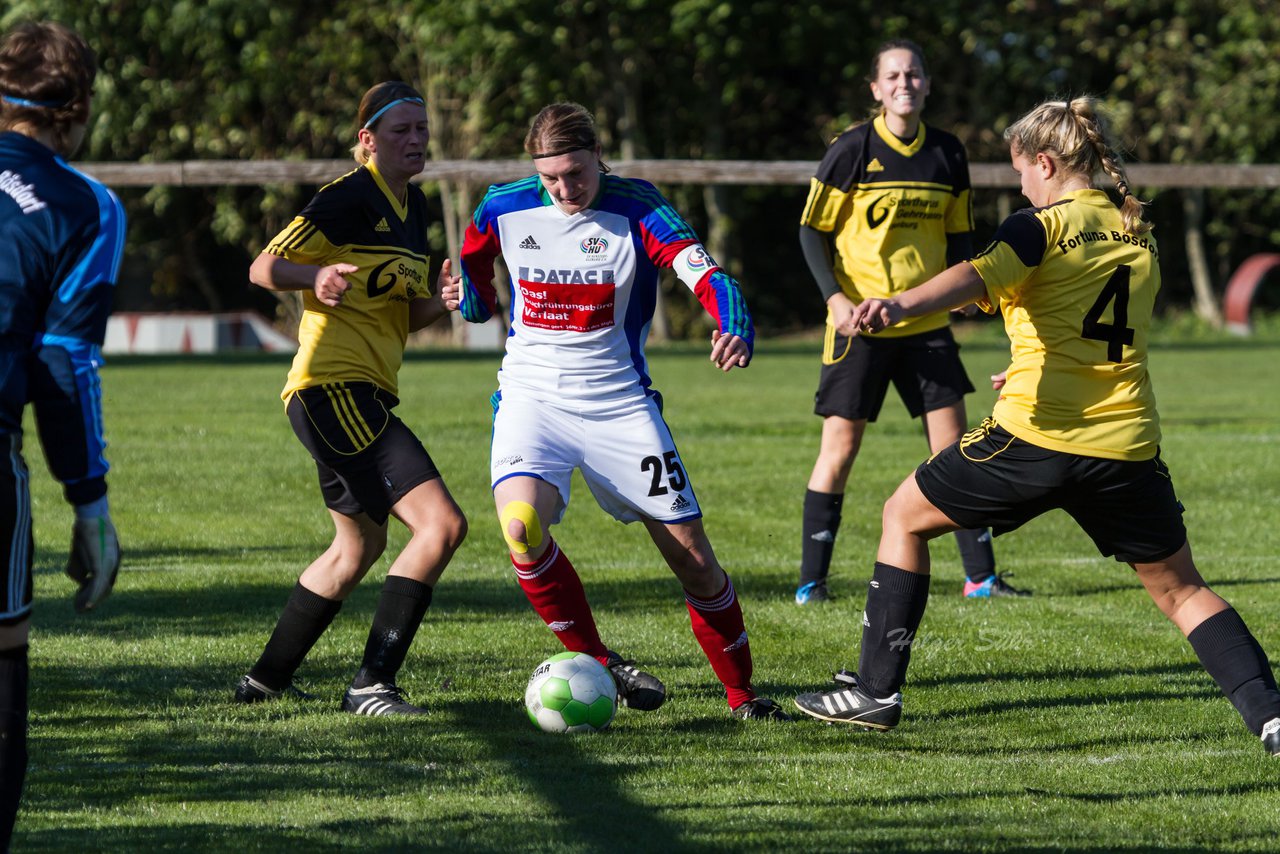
[881,490,916,532]
[499,500,543,555]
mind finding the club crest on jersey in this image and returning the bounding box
[686,246,716,271]
[580,236,608,255]
[866,193,892,229]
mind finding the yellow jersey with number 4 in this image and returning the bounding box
[969,188,1161,461]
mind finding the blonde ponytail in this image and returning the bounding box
[1004,96,1151,235]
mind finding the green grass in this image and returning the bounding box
[17,324,1280,851]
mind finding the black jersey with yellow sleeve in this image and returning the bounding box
[264,160,432,402]
[800,114,973,338]
[969,189,1161,461]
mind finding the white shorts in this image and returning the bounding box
[490,393,702,525]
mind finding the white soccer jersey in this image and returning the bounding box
[459,174,753,412]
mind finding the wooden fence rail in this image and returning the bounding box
[76,159,1280,189]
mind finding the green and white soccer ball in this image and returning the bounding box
[525,651,618,733]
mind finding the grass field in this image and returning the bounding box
[16,322,1280,851]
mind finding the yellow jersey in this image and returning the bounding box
[264,160,432,402]
[800,115,974,337]
[969,189,1161,460]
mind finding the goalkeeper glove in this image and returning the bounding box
[66,515,121,613]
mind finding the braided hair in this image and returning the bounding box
[1003,96,1150,235]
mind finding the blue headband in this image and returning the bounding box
[361,96,425,130]
[1,93,65,109]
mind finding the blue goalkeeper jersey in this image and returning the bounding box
[0,131,125,501]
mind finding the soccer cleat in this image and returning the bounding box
[795,580,833,605]
[341,682,426,716]
[233,674,318,704]
[731,697,796,721]
[66,516,121,612]
[603,652,667,711]
[963,572,1031,598]
[1263,718,1280,757]
[793,670,902,730]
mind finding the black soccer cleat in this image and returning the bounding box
[1263,718,1280,757]
[233,674,318,704]
[604,651,667,711]
[732,697,796,721]
[793,669,902,730]
[341,682,426,716]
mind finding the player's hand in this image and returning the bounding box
[991,370,1008,390]
[314,263,357,307]
[850,297,901,333]
[710,331,751,372]
[438,258,462,311]
[827,292,859,337]
[951,303,981,319]
[66,515,121,613]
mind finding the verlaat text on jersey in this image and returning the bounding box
[1058,229,1159,259]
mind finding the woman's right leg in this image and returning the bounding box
[236,510,386,700]
[495,475,609,662]
[798,414,866,602]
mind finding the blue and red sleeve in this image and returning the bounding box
[458,190,503,324]
[632,180,755,353]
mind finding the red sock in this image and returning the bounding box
[685,575,754,709]
[513,541,608,659]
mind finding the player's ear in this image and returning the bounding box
[1035,152,1055,178]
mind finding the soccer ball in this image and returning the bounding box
[524,651,618,733]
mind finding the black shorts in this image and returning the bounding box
[915,419,1187,564]
[0,433,33,625]
[287,382,440,525]
[814,326,974,422]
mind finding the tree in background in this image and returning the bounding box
[3,0,1277,333]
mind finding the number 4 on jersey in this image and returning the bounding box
[1082,264,1135,362]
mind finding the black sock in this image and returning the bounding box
[1187,608,1280,736]
[0,645,29,852]
[799,490,843,586]
[352,576,433,689]
[248,582,342,690]
[954,528,995,583]
[857,562,931,698]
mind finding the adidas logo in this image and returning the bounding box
[722,630,749,653]
[374,217,390,232]
[670,494,691,512]
[810,530,835,543]
[548,620,575,632]
[867,158,885,172]
[518,234,541,250]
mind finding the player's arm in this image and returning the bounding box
[633,181,753,370]
[853,262,987,333]
[408,258,460,332]
[668,246,754,372]
[31,186,127,611]
[249,252,355,308]
[456,190,502,324]
[800,224,859,335]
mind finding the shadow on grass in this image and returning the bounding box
[23,691,689,851]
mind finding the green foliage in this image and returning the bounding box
[14,336,1280,849]
[4,2,1278,324]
